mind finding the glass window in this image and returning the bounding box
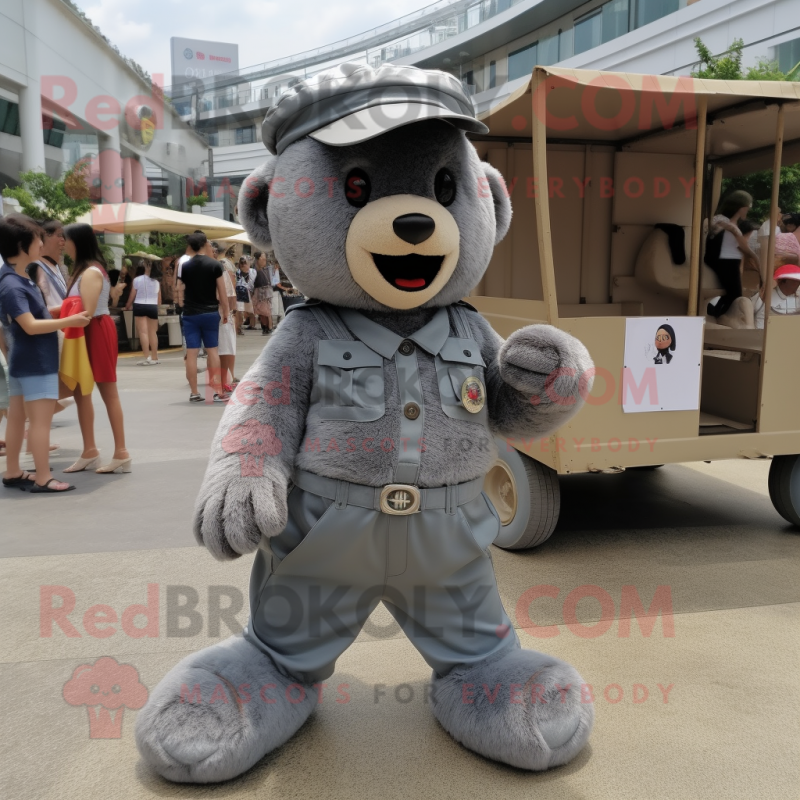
[489,60,497,89]
[508,41,537,81]
[776,37,800,74]
[602,0,629,43]
[560,26,574,60]
[574,11,602,55]
[538,34,559,66]
[235,126,255,145]
[635,0,679,28]
[206,131,219,147]
[42,116,65,148]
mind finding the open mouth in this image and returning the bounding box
[371,253,445,292]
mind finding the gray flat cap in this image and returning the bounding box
[262,62,488,155]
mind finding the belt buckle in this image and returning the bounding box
[380,484,421,515]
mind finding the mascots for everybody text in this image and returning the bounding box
[136,63,595,782]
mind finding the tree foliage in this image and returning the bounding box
[722,165,800,221]
[2,164,92,223]
[123,232,188,258]
[692,38,800,218]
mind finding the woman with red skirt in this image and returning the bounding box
[62,224,131,474]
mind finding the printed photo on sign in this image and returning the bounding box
[622,317,704,413]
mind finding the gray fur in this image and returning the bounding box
[194,308,314,559]
[237,158,277,251]
[481,162,512,245]
[493,322,595,437]
[431,648,594,770]
[134,636,315,783]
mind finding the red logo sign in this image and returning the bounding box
[63,656,148,738]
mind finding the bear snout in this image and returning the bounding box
[393,213,436,245]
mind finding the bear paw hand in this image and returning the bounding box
[499,324,593,406]
[194,469,288,561]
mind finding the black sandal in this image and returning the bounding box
[3,471,35,490]
[30,478,75,494]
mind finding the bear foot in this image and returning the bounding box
[431,648,593,771]
[135,636,315,783]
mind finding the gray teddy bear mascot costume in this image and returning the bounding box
[136,63,595,783]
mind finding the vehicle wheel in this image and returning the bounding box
[484,438,560,550]
[768,454,800,527]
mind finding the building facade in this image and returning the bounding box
[0,0,209,210]
[172,0,798,210]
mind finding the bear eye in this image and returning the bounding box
[345,169,371,208]
[434,168,456,206]
[112,684,121,693]
[90,685,100,694]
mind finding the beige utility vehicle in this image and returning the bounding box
[472,66,800,548]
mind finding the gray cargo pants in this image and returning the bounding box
[245,470,519,683]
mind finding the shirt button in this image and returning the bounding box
[398,339,415,356]
[342,352,352,360]
[404,402,420,420]
[463,349,472,357]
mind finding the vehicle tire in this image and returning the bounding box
[484,438,560,550]
[768,454,800,527]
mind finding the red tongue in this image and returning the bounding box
[395,278,426,289]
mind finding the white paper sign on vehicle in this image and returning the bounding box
[622,317,704,413]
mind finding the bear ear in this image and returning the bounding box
[481,162,512,245]
[238,157,278,250]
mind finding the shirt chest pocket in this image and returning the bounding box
[312,340,385,422]
[435,338,488,424]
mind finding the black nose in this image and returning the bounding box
[393,214,435,245]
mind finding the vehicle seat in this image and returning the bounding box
[635,227,722,298]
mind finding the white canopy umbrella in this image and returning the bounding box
[219,231,253,246]
[76,203,244,239]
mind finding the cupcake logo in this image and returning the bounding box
[63,657,148,739]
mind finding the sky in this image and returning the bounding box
[80,0,435,86]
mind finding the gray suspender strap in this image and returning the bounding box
[449,304,473,339]
[309,304,353,340]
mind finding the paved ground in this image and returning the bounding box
[1,331,799,800]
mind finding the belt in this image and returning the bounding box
[292,469,485,516]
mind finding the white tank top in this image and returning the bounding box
[68,265,110,316]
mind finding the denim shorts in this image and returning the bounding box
[182,311,220,350]
[8,372,59,402]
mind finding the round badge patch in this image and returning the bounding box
[461,377,485,414]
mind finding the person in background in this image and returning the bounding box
[0,214,90,493]
[31,219,69,308]
[176,232,205,358]
[63,223,131,475]
[781,212,800,252]
[235,256,256,334]
[781,212,800,234]
[751,262,800,328]
[251,251,273,335]
[160,256,176,304]
[125,261,162,366]
[217,256,238,392]
[0,323,9,457]
[707,190,759,318]
[179,233,230,403]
